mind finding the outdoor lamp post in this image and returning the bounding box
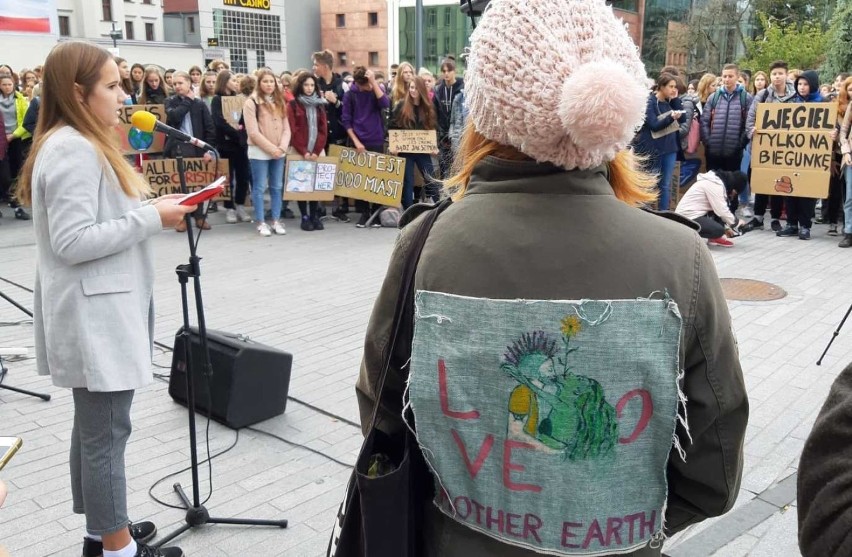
[109,22,122,48]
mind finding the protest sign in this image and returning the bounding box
[221,95,246,130]
[751,102,838,198]
[142,158,231,201]
[327,145,405,207]
[114,104,166,155]
[388,129,438,154]
[283,155,338,201]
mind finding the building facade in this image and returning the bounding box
[319,0,387,74]
[164,0,320,73]
[384,1,644,77]
[2,0,202,71]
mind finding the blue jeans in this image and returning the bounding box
[402,153,440,209]
[844,166,852,234]
[250,157,284,223]
[739,142,752,207]
[654,151,677,211]
[679,158,701,187]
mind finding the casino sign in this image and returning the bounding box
[223,0,270,10]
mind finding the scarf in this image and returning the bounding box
[298,94,326,153]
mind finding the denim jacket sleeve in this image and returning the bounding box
[665,238,748,533]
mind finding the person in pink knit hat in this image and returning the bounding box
[351,2,748,556]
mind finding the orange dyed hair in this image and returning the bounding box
[446,124,658,208]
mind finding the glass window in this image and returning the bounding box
[212,9,283,53]
[399,7,473,75]
[187,16,195,33]
[102,0,112,21]
[368,12,378,27]
[142,0,152,4]
[145,22,154,41]
[125,20,134,40]
[338,52,347,65]
[444,8,452,27]
[257,50,266,70]
[58,15,71,36]
[336,13,345,27]
[428,8,437,27]
[369,51,379,66]
[231,47,247,74]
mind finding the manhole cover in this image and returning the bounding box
[719,278,787,301]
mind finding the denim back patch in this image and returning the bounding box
[408,291,684,556]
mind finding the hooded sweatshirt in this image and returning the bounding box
[746,81,796,138]
[792,70,825,103]
[675,171,737,226]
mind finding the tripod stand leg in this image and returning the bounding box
[207,516,288,528]
[153,522,193,548]
[0,384,51,401]
[817,302,852,365]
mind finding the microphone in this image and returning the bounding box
[130,111,216,153]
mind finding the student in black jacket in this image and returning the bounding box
[210,71,251,224]
[165,71,216,231]
[433,58,464,179]
[312,49,350,221]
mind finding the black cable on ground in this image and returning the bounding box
[246,426,353,468]
[1,277,359,509]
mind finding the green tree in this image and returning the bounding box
[739,12,828,73]
[752,0,835,31]
[821,0,852,81]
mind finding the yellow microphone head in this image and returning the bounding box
[130,110,158,133]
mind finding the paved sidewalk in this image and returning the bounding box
[1,207,850,557]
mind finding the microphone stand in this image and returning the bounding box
[0,289,51,401]
[155,143,287,548]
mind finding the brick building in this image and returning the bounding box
[320,0,388,73]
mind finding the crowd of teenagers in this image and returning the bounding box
[4,53,851,247]
[635,60,852,248]
[0,50,468,236]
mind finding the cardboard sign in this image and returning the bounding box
[283,155,338,201]
[114,104,166,155]
[328,145,405,207]
[751,102,838,198]
[388,129,438,154]
[221,95,246,130]
[142,158,231,201]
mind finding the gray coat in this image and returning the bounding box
[31,127,163,392]
[357,158,748,557]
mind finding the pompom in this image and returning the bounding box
[558,60,649,151]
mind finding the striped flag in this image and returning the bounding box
[0,0,55,34]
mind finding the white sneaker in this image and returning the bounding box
[257,222,272,237]
[225,209,238,224]
[272,221,286,235]
[235,205,252,222]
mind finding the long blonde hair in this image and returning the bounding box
[696,73,717,104]
[391,62,416,104]
[446,124,657,207]
[17,41,150,205]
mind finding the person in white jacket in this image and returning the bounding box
[675,170,748,247]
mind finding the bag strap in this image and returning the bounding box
[326,199,453,557]
[366,198,454,432]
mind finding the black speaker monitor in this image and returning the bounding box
[169,327,293,429]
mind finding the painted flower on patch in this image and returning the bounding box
[560,315,582,338]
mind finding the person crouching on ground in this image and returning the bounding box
[675,169,748,248]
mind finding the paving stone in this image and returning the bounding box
[3,207,852,556]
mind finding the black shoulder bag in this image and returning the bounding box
[327,198,453,557]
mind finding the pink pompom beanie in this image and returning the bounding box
[464,0,650,170]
